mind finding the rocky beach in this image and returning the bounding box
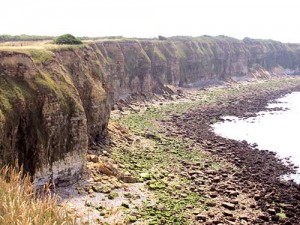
[163,79,300,224]
[55,77,300,224]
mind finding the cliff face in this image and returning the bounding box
[0,36,299,184]
[0,48,110,185]
[93,36,300,103]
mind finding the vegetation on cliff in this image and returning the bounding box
[0,166,77,225]
[0,34,52,42]
[158,35,168,40]
[54,34,82,45]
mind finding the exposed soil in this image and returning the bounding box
[163,83,300,224]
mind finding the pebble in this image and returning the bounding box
[267,208,276,215]
[223,210,233,217]
[206,201,217,207]
[239,215,248,221]
[258,214,269,222]
[195,214,207,221]
[222,202,235,210]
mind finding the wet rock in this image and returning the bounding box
[108,191,119,199]
[144,132,161,141]
[206,170,218,175]
[192,208,202,215]
[213,176,221,183]
[140,172,151,180]
[268,208,276,215]
[161,81,300,224]
[239,215,248,221]
[195,214,207,222]
[88,154,99,163]
[258,214,269,222]
[118,174,137,183]
[228,191,239,197]
[209,192,218,198]
[207,212,215,218]
[102,150,109,156]
[121,201,130,208]
[271,215,279,221]
[223,210,233,217]
[222,202,235,210]
[254,194,260,201]
[188,170,202,176]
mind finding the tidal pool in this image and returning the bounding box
[213,92,300,183]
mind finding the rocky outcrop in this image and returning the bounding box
[0,36,299,185]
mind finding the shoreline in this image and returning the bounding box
[163,78,300,224]
[58,77,300,224]
[213,91,300,184]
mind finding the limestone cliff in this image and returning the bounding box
[0,36,299,185]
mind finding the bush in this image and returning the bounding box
[158,35,168,40]
[54,34,82,45]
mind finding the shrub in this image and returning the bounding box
[54,34,82,45]
[158,35,168,40]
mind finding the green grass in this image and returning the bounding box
[153,46,167,61]
[0,76,35,113]
[47,44,85,51]
[29,49,54,64]
[35,74,73,113]
[0,48,54,65]
[0,34,52,42]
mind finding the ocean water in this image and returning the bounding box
[213,92,300,183]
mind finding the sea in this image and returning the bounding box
[213,92,300,183]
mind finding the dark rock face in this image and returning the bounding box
[0,36,300,184]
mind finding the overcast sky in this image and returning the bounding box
[1,0,300,43]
